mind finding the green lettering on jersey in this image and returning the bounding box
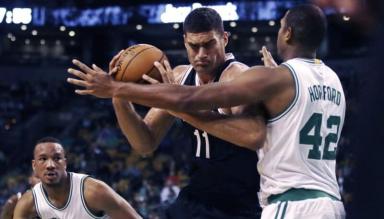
[322,116,340,160]
[300,113,341,160]
[299,113,322,159]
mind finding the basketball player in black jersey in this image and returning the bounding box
[67,7,266,219]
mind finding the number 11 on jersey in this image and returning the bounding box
[194,130,210,158]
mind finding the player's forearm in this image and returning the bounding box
[113,99,160,155]
[112,82,238,111]
[171,111,266,151]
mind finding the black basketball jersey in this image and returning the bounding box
[178,58,261,214]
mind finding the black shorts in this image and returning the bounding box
[160,192,261,219]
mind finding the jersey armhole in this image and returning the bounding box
[81,177,107,219]
[32,188,43,218]
[267,63,300,123]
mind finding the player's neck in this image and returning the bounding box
[197,59,225,84]
[283,47,316,61]
[42,173,71,201]
[197,72,215,84]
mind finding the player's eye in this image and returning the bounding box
[189,44,199,50]
[39,157,47,161]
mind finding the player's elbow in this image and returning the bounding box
[243,129,266,151]
[132,145,157,156]
[126,140,157,156]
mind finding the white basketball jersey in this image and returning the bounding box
[257,58,346,206]
[32,172,109,219]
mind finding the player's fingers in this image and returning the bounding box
[75,89,94,95]
[163,60,175,83]
[72,59,95,75]
[154,61,166,72]
[154,61,169,83]
[164,60,172,72]
[109,50,124,70]
[67,78,90,88]
[67,68,90,81]
[266,50,278,67]
[92,64,105,73]
[109,67,118,76]
[262,46,269,58]
[142,74,160,84]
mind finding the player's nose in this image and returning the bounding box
[46,159,56,168]
[196,47,208,59]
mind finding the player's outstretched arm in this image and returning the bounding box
[84,178,142,219]
[12,191,38,219]
[67,59,293,113]
[112,65,291,112]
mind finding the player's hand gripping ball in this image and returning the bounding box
[114,44,167,83]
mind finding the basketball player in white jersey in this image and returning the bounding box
[13,137,141,219]
[66,4,346,219]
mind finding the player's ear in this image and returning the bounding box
[223,31,229,47]
[32,160,36,172]
[285,27,292,43]
[63,158,67,170]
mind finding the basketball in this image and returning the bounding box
[114,44,167,83]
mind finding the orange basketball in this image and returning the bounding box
[114,44,167,83]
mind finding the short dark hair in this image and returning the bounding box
[34,136,64,157]
[285,4,326,51]
[36,136,61,145]
[183,7,224,35]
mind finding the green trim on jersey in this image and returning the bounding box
[41,172,73,210]
[268,188,339,204]
[268,63,300,123]
[274,202,282,219]
[280,202,288,219]
[296,58,323,64]
[32,188,42,218]
[80,176,106,219]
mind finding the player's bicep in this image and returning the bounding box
[85,179,140,219]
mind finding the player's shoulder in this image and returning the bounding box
[83,176,120,214]
[83,177,115,201]
[173,65,190,84]
[83,177,106,193]
[220,61,249,81]
[226,61,249,73]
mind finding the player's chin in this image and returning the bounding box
[43,176,60,185]
[193,64,211,73]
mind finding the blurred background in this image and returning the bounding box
[0,0,382,218]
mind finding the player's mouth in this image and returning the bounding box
[195,62,210,68]
[45,172,58,179]
[195,60,209,65]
